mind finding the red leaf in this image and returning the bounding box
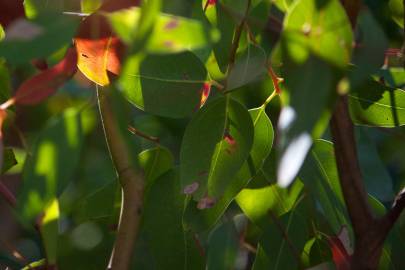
[328,236,351,270]
[13,48,77,105]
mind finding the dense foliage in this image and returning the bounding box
[0,0,404,269]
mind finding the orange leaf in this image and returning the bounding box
[74,0,139,86]
[13,48,77,105]
[75,36,123,86]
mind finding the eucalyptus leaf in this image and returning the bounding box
[120,51,207,118]
[17,108,85,221]
[180,96,253,200]
[349,79,405,127]
[183,107,273,232]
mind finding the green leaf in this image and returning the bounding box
[210,2,236,73]
[356,127,394,202]
[183,107,274,232]
[76,181,117,222]
[0,60,12,103]
[236,172,304,229]
[119,51,207,118]
[227,43,267,91]
[138,146,174,191]
[389,0,404,28]
[134,169,204,270]
[0,15,79,65]
[24,0,64,18]
[349,10,388,88]
[39,198,59,264]
[282,0,352,68]
[17,108,84,220]
[108,6,218,53]
[207,221,239,270]
[257,201,310,270]
[349,79,405,127]
[1,148,17,174]
[180,96,253,200]
[81,0,102,13]
[0,24,4,41]
[276,55,335,187]
[299,139,350,233]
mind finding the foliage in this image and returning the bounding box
[0,0,404,269]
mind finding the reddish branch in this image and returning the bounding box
[330,1,405,269]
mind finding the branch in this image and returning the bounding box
[97,87,144,270]
[330,96,374,238]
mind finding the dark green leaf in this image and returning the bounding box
[227,44,267,91]
[180,96,253,200]
[0,15,79,65]
[183,107,273,232]
[134,169,204,270]
[207,221,239,270]
[1,148,17,174]
[120,51,207,118]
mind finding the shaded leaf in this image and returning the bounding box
[120,51,207,118]
[13,48,77,105]
[207,221,239,270]
[276,55,335,187]
[17,108,85,220]
[134,169,204,269]
[180,96,253,200]
[300,139,350,232]
[227,43,267,91]
[183,107,274,232]
[0,15,79,65]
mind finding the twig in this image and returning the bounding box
[97,86,144,270]
[223,0,252,90]
[128,125,160,144]
[0,181,16,207]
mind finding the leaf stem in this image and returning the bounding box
[97,86,144,270]
[128,125,160,144]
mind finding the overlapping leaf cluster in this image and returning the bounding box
[0,0,404,269]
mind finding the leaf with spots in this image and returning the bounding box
[180,96,253,202]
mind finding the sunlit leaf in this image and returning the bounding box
[282,0,352,67]
[349,79,405,127]
[108,6,218,53]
